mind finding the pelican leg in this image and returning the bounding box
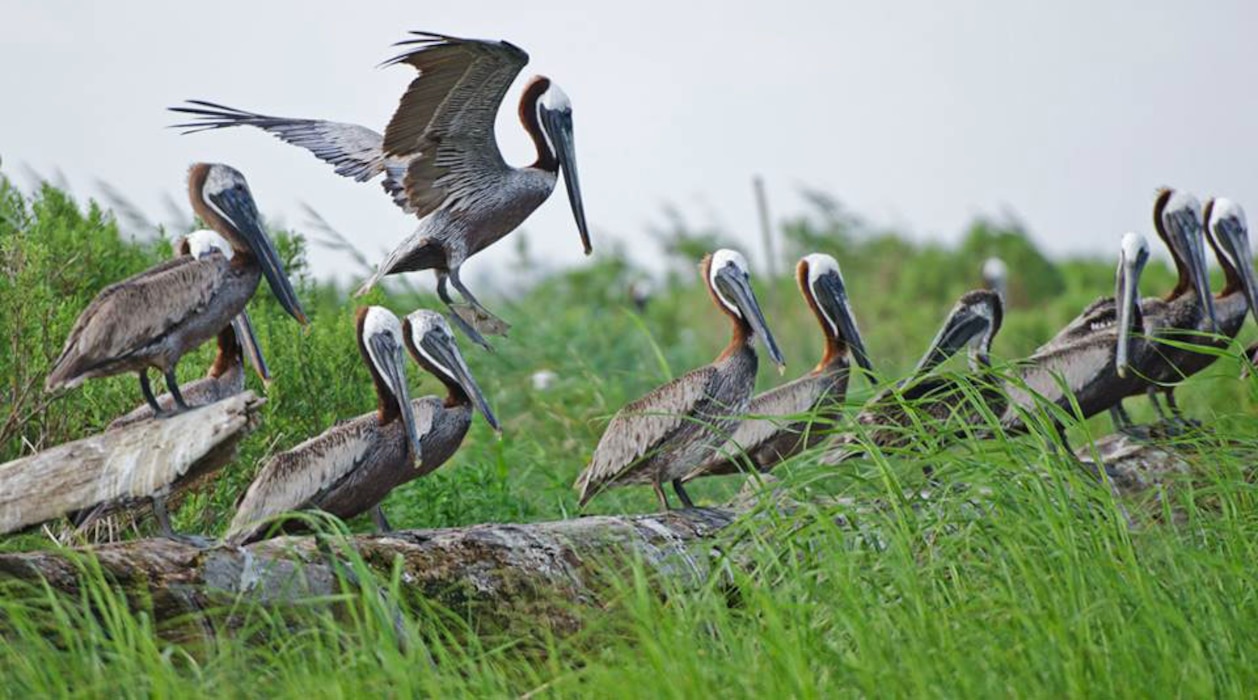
[672,479,696,509]
[371,505,393,533]
[1145,386,1172,424]
[1109,403,1133,431]
[448,267,511,334]
[437,272,493,351]
[652,481,672,511]
[152,495,176,538]
[139,370,166,417]
[164,369,191,413]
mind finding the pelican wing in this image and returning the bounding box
[577,366,720,498]
[169,101,405,195]
[46,255,232,388]
[227,403,440,543]
[380,32,530,218]
[690,375,831,475]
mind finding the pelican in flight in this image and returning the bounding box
[575,250,785,510]
[45,163,307,416]
[684,254,871,480]
[822,290,1003,466]
[108,230,270,430]
[171,31,590,349]
[227,307,498,543]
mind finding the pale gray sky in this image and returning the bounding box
[3,0,1256,284]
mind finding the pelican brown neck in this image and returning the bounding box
[519,76,558,172]
[208,325,240,379]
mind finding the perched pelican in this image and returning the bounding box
[108,230,270,430]
[822,290,1003,466]
[227,307,497,543]
[1000,233,1151,437]
[981,256,1008,300]
[1139,198,1258,418]
[684,254,872,480]
[574,250,785,510]
[171,31,590,349]
[1033,190,1217,428]
[45,163,307,418]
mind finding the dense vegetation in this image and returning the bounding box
[2,173,1257,697]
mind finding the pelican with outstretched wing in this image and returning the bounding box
[171,31,590,350]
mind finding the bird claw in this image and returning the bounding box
[449,303,511,337]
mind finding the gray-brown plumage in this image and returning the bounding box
[171,31,590,350]
[227,308,497,544]
[1000,233,1151,435]
[108,231,270,431]
[684,253,872,480]
[574,250,786,510]
[822,290,1003,466]
[45,163,307,423]
[1138,197,1257,418]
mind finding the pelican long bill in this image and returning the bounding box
[1115,232,1150,378]
[1213,207,1258,329]
[812,267,873,373]
[207,184,309,326]
[1164,193,1219,333]
[231,311,271,384]
[366,327,424,466]
[412,323,501,434]
[540,101,591,256]
[713,262,786,370]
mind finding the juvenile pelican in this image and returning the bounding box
[107,230,270,430]
[45,164,307,415]
[684,254,871,480]
[574,250,785,510]
[822,290,1003,465]
[227,307,498,543]
[171,31,590,349]
[1140,198,1258,418]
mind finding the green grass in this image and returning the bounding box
[3,173,1258,697]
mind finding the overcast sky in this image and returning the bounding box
[3,0,1256,285]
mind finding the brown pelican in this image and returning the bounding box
[1139,197,1258,420]
[170,31,590,350]
[45,163,307,417]
[1032,190,1217,428]
[107,230,270,430]
[227,307,498,543]
[822,290,1003,466]
[684,254,872,480]
[574,250,785,510]
[1000,233,1151,436]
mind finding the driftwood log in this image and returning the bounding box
[0,392,265,535]
[0,432,1204,637]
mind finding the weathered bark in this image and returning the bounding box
[0,507,741,637]
[0,393,265,534]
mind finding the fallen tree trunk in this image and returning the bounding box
[0,507,741,637]
[0,393,265,534]
[0,431,1200,637]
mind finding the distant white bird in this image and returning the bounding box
[981,256,1008,300]
[531,369,559,391]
